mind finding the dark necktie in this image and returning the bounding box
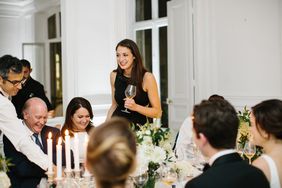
[33,133,43,151]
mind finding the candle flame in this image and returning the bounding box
[58,137,62,145]
[65,129,69,136]
[48,132,52,139]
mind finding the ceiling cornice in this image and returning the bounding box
[0,0,59,18]
[0,0,34,17]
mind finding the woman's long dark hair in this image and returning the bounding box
[252,99,282,139]
[115,39,148,96]
[61,97,94,137]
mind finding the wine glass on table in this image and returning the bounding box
[160,165,178,186]
[244,141,256,164]
[121,84,136,113]
[131,172,148,188]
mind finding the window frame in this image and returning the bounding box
[130,0,169,95]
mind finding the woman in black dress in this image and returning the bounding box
[106,39,162,125]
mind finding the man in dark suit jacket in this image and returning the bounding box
[4,97,65,188]
[185,99,270,188]
[11,59,54,119]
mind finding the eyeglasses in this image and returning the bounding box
[4,78,26,87]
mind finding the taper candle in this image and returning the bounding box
[47,132,53,174]
[64,130,71,171]
[56,137,62,179]
[83,134,90,176]
[74,133,80,171]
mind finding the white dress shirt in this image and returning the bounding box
[0,91,48,170]
[22,121,43,146]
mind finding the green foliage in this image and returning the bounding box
[147,161,160,177]
[238,106,251,126]
[0,155,13,172]
[237,106,263,161]
[133,122,170,146]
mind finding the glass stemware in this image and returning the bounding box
[160,165,178,186]
[121,84,137,113]
[236,142,244,158]
[189,141,205,171]
[131,172,148,188]
[174,147,184,161]
[243,141,256,164]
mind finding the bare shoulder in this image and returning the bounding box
[143,72,156,82]
[110,71,117,83]
[143,72,157,91]
[144,72,154,78]
[253,156,267,166]
[110,71,117,78]
[252,156,270,179]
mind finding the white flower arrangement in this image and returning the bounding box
[132,122,197,180]
[0,171,11,188]
[0,155,11,188]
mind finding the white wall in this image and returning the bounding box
[195,0,282,109]
[61,0,129,112]
[0,17,22,57]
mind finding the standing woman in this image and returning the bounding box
[250,99,282,188]
[61,97,94,163]
[106,39,162,125]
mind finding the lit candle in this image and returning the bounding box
[83,134,90,176]
[65,130,71,171]
[56,137,62,179]
[74,133,80,171]
[47,132,53,174]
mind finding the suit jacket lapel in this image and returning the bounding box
[211,153,242,167]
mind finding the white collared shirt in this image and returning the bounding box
[209,149,237,166]
[0,87,9,98]
[22,121,43,145]
[0,93,48,170]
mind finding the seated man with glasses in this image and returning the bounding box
[0,54,49,171]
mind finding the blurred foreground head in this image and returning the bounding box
[87,117,136,187]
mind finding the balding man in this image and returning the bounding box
[3,97,61,187]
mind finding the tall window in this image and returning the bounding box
[47,11,62,116]
[134,0,170,127]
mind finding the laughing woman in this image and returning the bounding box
[61,97,94,163]
[106,39,162,126]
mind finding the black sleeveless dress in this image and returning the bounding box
[112,71,152,125]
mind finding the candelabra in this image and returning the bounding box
[81,171,95,188]
[46,171,56,188]
[45,168,95,188]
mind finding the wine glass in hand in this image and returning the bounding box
[121,84,136,113]
[244,141,256,164]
